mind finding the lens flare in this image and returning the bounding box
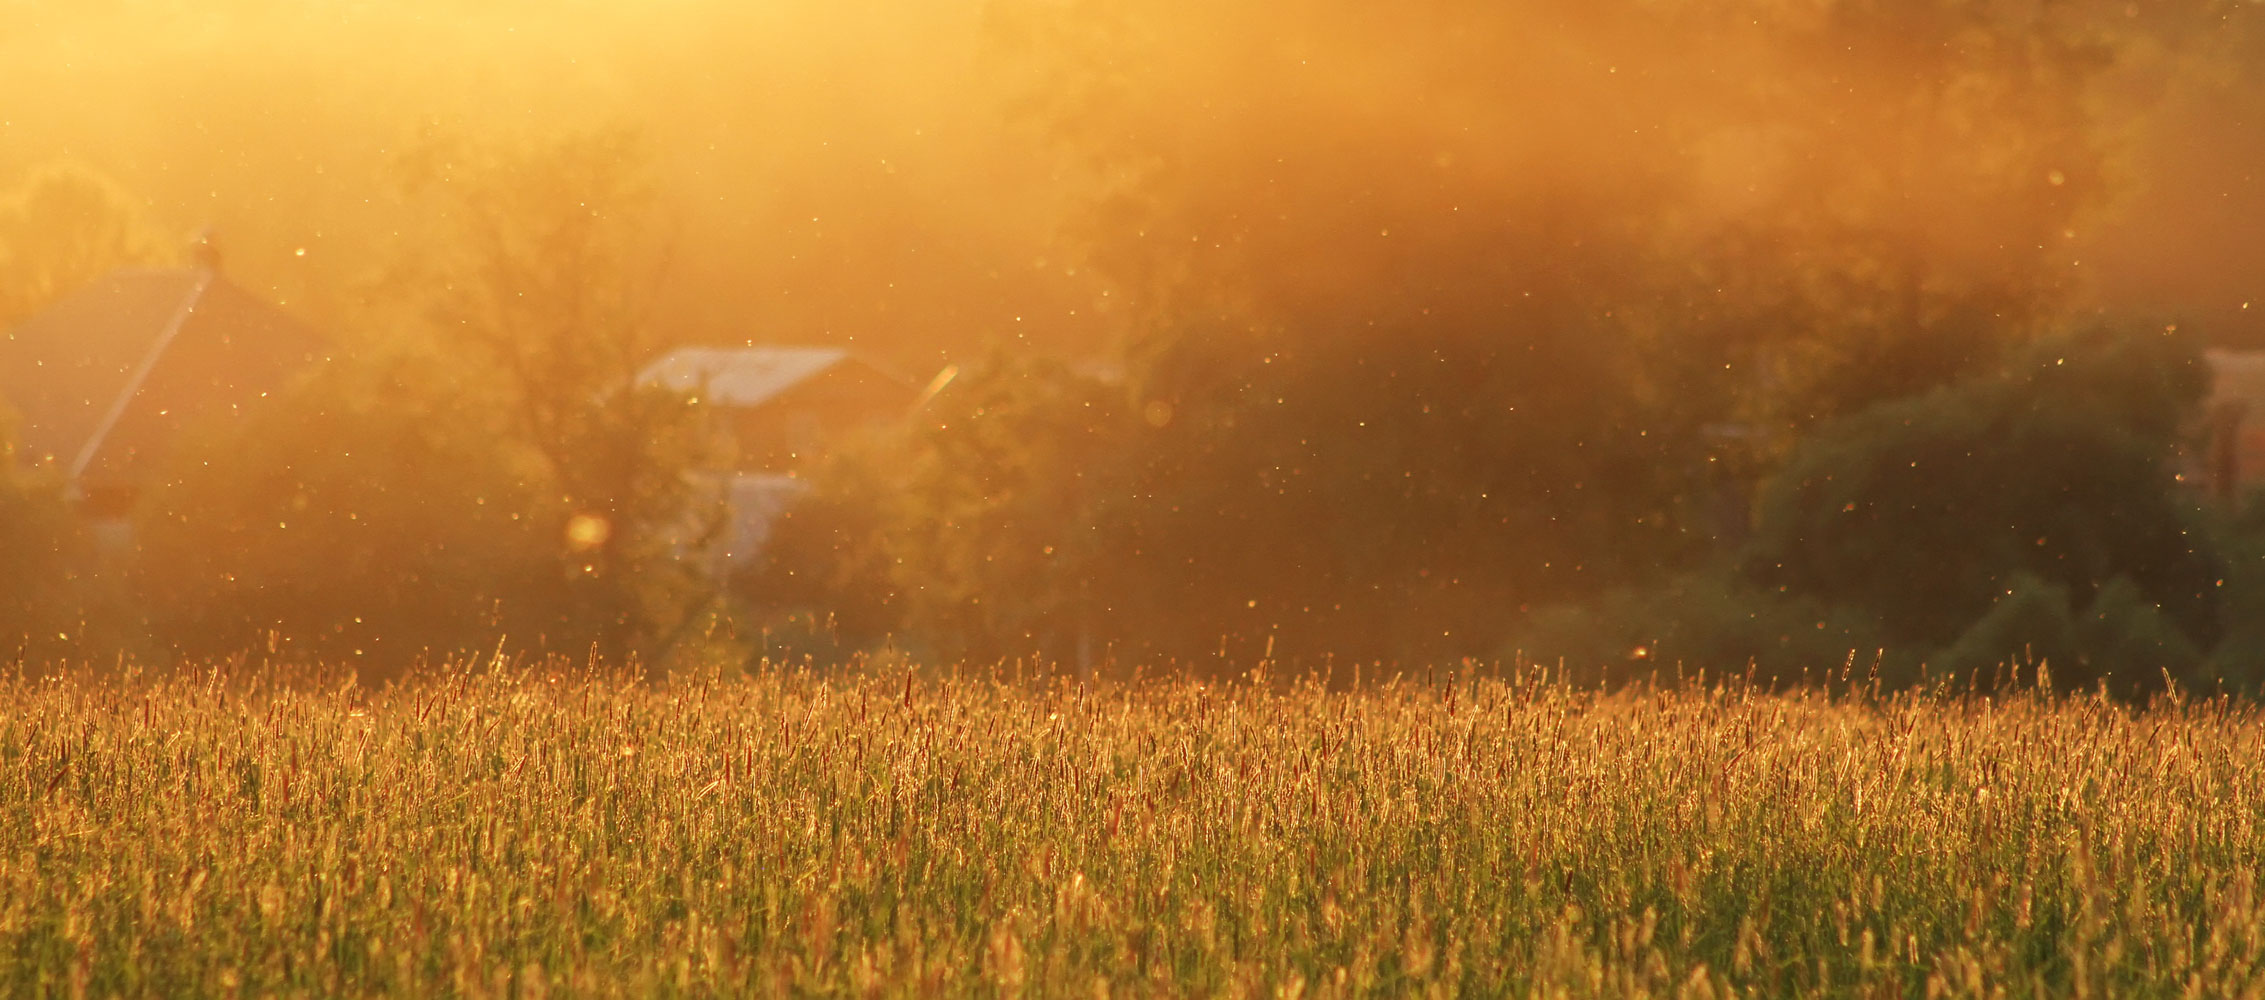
[565,513,611,552]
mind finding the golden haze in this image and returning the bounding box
[0,0,2259,364]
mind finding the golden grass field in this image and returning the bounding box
[3,660,2260,998]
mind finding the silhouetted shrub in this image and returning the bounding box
[1745,327,2217,653]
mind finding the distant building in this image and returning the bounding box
[636,346,917,472]
[635,346,920,567]
[0,247,326,519]
[2201,349,2265,501]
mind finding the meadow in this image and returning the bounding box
[2,658,2260,998]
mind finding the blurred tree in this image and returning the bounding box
[1519,325,2218,694]
[1512,568,1903,690]
[1927,573,2209,695]
[995,0,2149,392]
[889,353,1134,662]
[132,355,566,668]
[1112,304,1695,664]
[1675,0,2124,428]
[0,404,86,655]
[752,352,1134,664]
[391,129,720,661]
[0,163,164,329]
[1925,574,2085,690]
[2186,495,2265,691]
[736,442,904,654]
[974,0,2180,663]
[1744,326,2217,656]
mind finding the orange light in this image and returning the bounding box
[566,513,612,552]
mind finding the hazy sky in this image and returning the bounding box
[1,0,2259,366]
[0,0,1099,368]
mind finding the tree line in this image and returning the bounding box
[2,0,2262,691]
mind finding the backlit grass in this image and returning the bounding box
[3,660,2260,997]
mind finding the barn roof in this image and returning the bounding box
[2208,349,2265,409]
[0,266,326,482]
[635,346,871,409]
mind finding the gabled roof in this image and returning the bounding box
[2208,349,2265,409]
[635,346,867,409]
[0,266,326,482]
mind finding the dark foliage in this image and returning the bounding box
[1745,328,2216,652]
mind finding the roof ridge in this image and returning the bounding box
[67,269,215,481]
[676,344,846,354]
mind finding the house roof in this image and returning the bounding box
[0,266,327,481]
[2208,349,2265,410]
[635,346,864,409]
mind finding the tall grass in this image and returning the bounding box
[2,659,2260,998]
